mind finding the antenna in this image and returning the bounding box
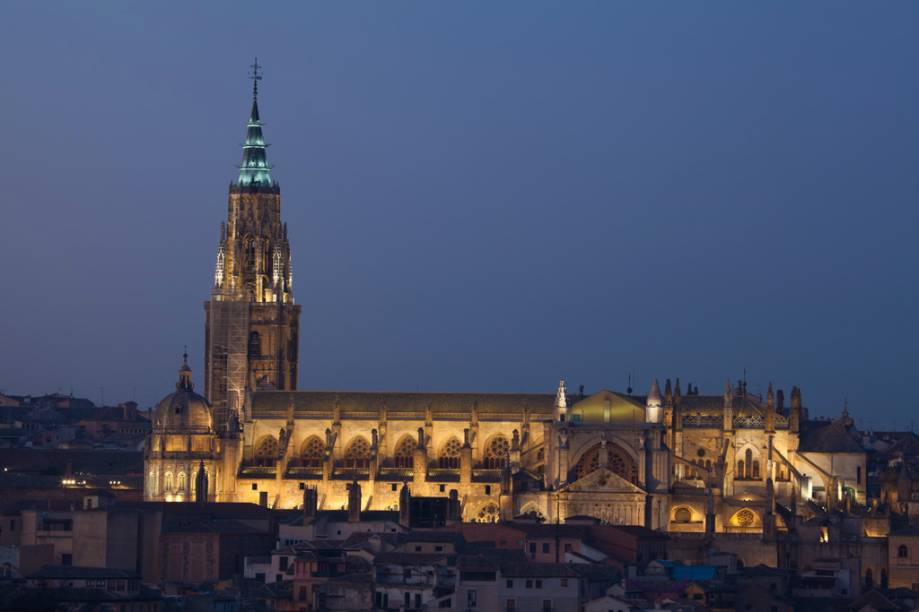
[250,57,263,97]
[626,372,632,395]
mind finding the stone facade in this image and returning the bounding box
[145,74,869,535]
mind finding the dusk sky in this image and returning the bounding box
[1,3,917,427]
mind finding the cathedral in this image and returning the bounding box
[144,69,868,536]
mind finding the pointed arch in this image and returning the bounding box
[344,436,371,469]
[569,442,637,483]
[518,503,545,522]
[737,446,761,481]
[393,436,416,469]
[482,435,510,469]
[728,507,760,528]
[474,503,500,523]
[439,437,462,469]
[254,435,278,466]
[299,436,324,468]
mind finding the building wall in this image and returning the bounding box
[500,575,579,612]
[888,533,919,589]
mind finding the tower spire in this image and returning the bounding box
[238,58,273,188]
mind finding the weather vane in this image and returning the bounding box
[250,57,263,96]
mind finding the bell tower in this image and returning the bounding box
[204,60,301,428]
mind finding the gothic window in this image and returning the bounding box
[570,443,636,483]
[731,508,757,528]
[674,507,692,523]
[344,437,371,469]
[394,436,416,469]
[476,503,500,523]
[248,332,261,359]
[300,436,324,468]
[575,448,600,480]
[438,437,462,469]
[752,460,761,479]
[244,238,256,272]
[255,435,278,466]
[745,449,753,479]
[737,460,745,480]
[483,436,510,469]
[610,453,629,480]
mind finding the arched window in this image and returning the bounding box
[570,443,636,483]
[745,449,753,479]
[730,508,758,528]
[899,545,909,559]
[394,436,416,469]
[574,447,600,480]
[476,503,500,523]
[344,437,371,469]
[300,436,324,468]
[483,436,510,469]
[255,435,278,466]
[248,332,261,359]
[439,437,462,469]
[737,460,745,480]
[752,460,761,479]
[674,507,692,523]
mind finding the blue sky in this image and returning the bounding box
[1,3,917,426]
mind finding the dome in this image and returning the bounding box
[152,354,214,433]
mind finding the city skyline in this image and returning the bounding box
[1,3,917,424]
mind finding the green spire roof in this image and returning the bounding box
[237,62,275,189]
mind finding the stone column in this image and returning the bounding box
[460,429,473,485]
[413,428,428,489]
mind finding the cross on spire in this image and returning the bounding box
[250,57,263,98]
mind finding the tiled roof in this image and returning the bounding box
[396,531,465,545]
[0,448,143,474]
[29,565,139,579]
[249,390,555,420]
[500,561,580,578]
[374,552,450,566]
[164,518,266,535]
[798,419,864,453]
